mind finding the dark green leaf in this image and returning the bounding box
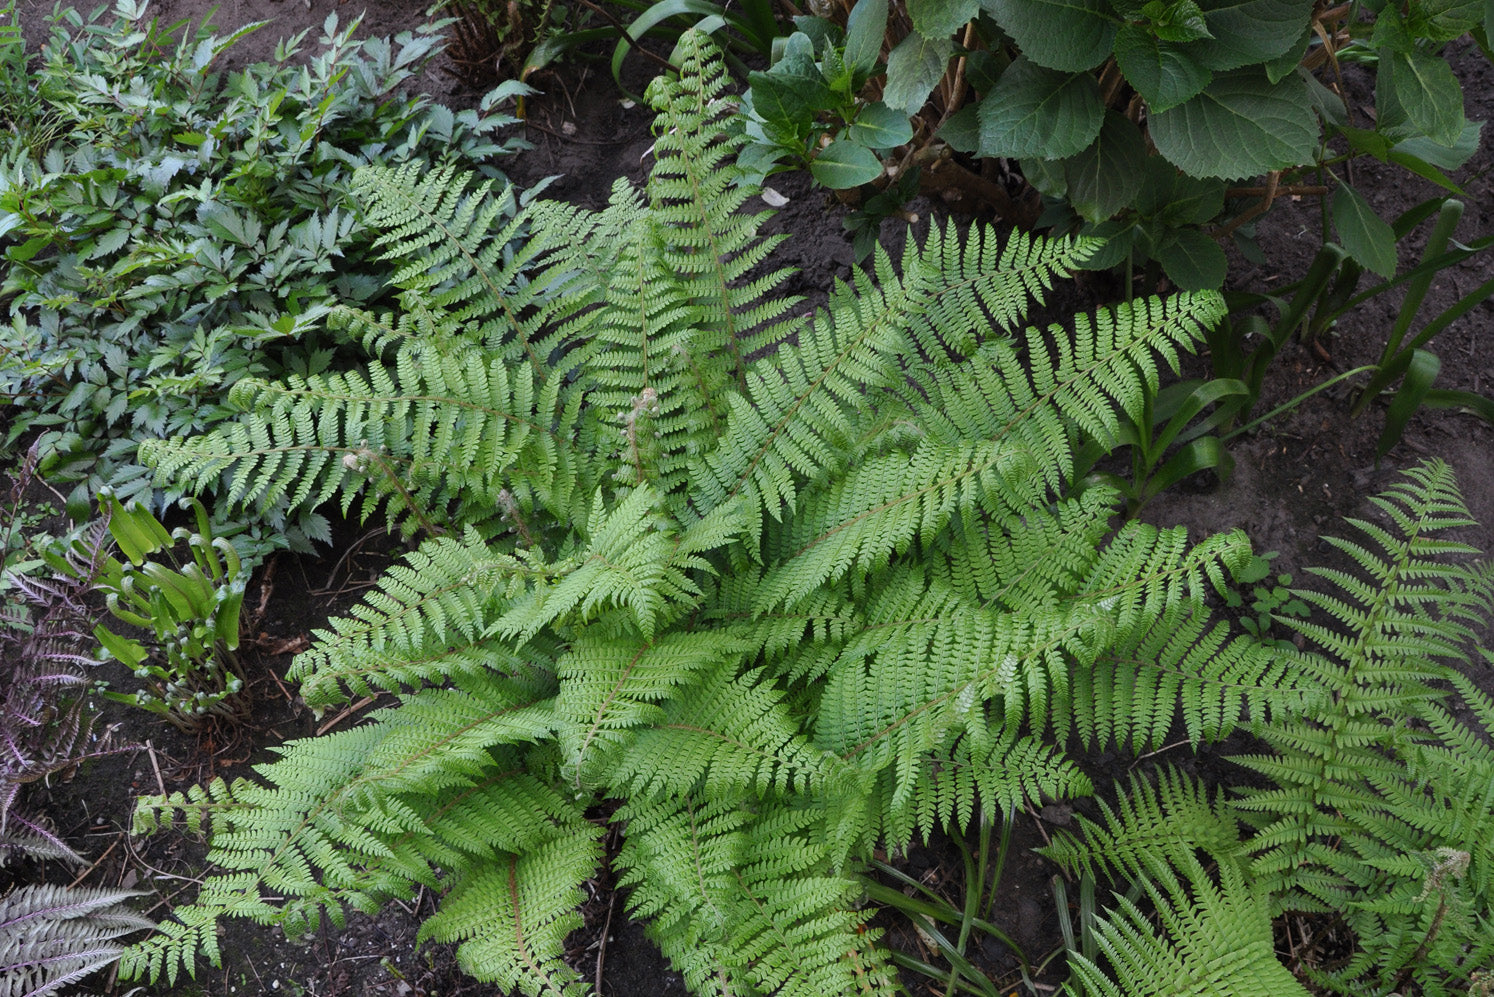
[937,105,981,153]
[1332,184,1397,278]
[1376,348,1440,458]
[848,102,915,149]
[1155,228,1228,289]
[1114,23,1213,111]
[1062,111,1149,221]
[883,33,954,114]
[1149,68,1315,179]
[1262,27,1310,82]
[1407,0,1483,40]
[979,0,1118,71]
[1143,0,1213,40]
[810,139,885,187]
[844,0,888,79]
[910,0,981,38]
[1391,118,1484,171]
[1190,0,1314,70]
[977,57,1105,159]
[1377,47,1465,146]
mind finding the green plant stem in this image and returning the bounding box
[1222,365,1376,441]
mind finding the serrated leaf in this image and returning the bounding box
[1391,118,1483,171]
[810,139,885,188]
[910,0,981,38]
[979,0,1118,71]
[978,57,1104,159]
[1332,184,1397,278]
[1143,0,1213,40]
[1377,47,1466,146]
[844,0,888,78]
[1149,68,1315,179]
[1154,228,1227,289]
[883,33,954,114]
[937,104,981,153]
[1114,23,1213,111]
[1407,0,1483,40]
[1189,0,1314,70]
[1062,111,1149,221]
[848,102,914,149]
[1262,27,1310,82]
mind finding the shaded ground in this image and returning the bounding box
[5,4,1493,995]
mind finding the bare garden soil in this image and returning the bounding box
[7,2,1494,994]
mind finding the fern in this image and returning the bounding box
[125,33,1313,996]
[1046,461,1494,996]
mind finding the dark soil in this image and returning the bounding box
[6,4,1494,996]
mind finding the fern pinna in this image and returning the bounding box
[1045,461,1494,997]
[126,34,1302,996]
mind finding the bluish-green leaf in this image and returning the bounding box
[1114,23,1213,111]
[883,33,954,114]
[910,0,981,38]
[977,57,1105,159]
[937,104,981,153]
[1332,184,1398,278]
[1377,47,1465,146]
[1149,68,1315,179]
[844,0,888,78]
[1407,0,1483,40]
[1062,111,1149,221]
[810,139,885,188]
[1391,118,1484,171]
[979,0,1118,71]
[1189,0,1314,70]
[848,102,914,149]
[1155,228,1228,289]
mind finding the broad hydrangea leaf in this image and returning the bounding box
[977,57,1105,160]
[1376,47,1466,146]
[909,0,981,38]
[979,0,1118,71]
[1154,228,1228,289]
[1114,24,1213,111]
[883,33,954,114]
[1062,111,1149,221]
[1188,0,1314,70]
[1331,183,1398,278]
[810,139,885,188]
[1149,68,1315,179]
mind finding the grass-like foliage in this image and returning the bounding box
[122,34,1309,995]
[1046,460,1494,996]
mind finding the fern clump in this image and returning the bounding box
[123,34,1306,995]
[1046,460,1494,997]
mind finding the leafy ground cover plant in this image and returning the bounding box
[736,0,1489,290]
[1046,460,1494,995]
[0,0,527,547]
[119,34,1314,995]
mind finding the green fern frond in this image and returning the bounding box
[616,797,891,997]
[1043,768,1244,885]
[290,528,555,706]
[1064,852,1311,997]
[418,829,601,997]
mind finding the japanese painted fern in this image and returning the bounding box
[125,34,1301,996]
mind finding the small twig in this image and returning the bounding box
[594,883,617,995]
[68,838,119,888]
[146,739,167,797]
[316,695,378,736]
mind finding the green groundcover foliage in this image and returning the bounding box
[0,0,527,545]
